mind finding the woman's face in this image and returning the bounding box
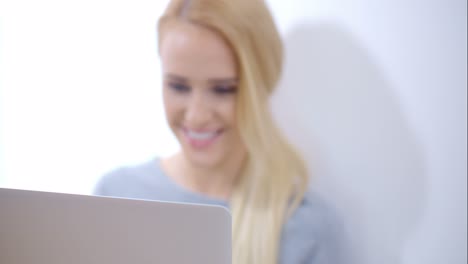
[160,21,244,168]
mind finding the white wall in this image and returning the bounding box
[0,0,466,264]
[0,17,4,184]
[0,0,178,193]
[268,0,467,263]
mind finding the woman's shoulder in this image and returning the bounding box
[92,157,161,196]
[281,191,346,263]
[92,166,131,196]
[287,191,341,237]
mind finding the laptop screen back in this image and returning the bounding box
[0,188,231,264]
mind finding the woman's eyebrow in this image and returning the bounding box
[207,78,238,84]
[165,73,188,82]
[165,74,238,84]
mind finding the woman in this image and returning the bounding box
[94,0,343,263]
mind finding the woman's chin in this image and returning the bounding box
[184,150,224,169]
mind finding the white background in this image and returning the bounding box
[0,0,466,263]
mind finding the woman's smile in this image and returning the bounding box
[182,127,223,149]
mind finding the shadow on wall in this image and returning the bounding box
[271,22,427,264]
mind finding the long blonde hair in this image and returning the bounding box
[158,1,309,263]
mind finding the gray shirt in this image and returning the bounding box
[93,157,344,264]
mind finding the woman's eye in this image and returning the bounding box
[213,86,237,95]
[168,83,190,93]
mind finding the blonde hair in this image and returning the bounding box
[158,1,309,263]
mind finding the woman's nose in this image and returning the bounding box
[184,93,212,127]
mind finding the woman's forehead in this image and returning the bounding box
[160,21,238,81]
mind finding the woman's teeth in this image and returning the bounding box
[186,130,218,140]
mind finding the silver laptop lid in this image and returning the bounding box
[0,188,231,264]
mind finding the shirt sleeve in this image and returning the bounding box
[91,167,127,196]
[304,205,348,264]
[92,175,108,196]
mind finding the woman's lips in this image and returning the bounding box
[182,128,222,149]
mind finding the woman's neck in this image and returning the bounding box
[162,151,245,200]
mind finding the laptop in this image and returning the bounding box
[0,188,231,264]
